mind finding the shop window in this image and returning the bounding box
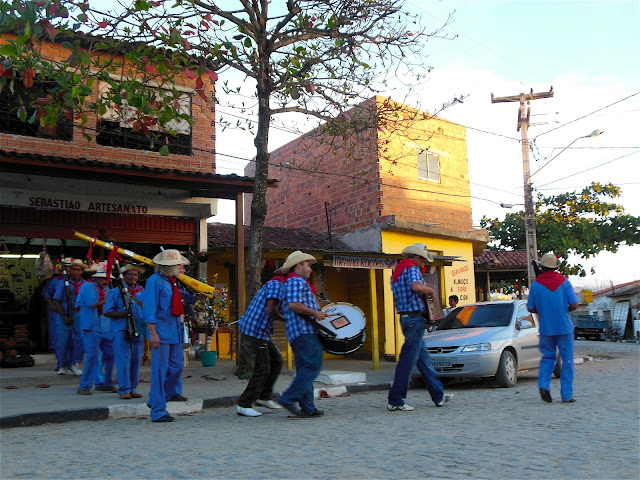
[0,80,73,141]
[95,82,192,155]
[417,151,440,182]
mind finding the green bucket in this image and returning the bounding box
[200,350,217,367]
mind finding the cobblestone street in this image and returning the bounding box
[1,341,638,479]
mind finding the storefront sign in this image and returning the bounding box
[27,196,149,214]
[450,264,471,301]
[329,256,398,270]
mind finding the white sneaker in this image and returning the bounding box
[57,367,68,375]
[387,403,415,411]
[255,399,282,409]
[237,406,262,417]
[70,363,83,376]
[436,393,454,407]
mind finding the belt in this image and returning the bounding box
[398,311,423,316]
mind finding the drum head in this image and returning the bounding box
[319,302,366,339]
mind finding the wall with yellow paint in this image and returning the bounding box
[382,231,477,307]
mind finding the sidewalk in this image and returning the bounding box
[0,354,397,428]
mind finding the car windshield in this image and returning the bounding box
[437,304,514,330]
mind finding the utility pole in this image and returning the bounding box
[491,87,554,288]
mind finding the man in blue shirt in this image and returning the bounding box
[527,252,579,403]
[236,267,286,417]
[51,259,87,376]
[104,264,146,400]
[143,249,190,423]
[277,251,329,418]
[75,262,116,395]
[388,242,452,411]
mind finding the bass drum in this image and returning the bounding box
[317,302,366,355]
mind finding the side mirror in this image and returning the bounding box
[518,319,534,329]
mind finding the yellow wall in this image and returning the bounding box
[382,231,476,307]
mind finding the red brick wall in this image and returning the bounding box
[245,99,474,233]
[245,128,383,233]
[0,36,216,173]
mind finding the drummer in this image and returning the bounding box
[235,266,286,417]
[277,251,329,418]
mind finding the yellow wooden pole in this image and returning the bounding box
[369,269,379,370]
[287,343,293,370]
[394,312,402,362]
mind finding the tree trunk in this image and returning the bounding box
[234,84,272,378]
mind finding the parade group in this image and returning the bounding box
[42,240,578,423]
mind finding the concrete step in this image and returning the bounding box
[316,370,366,385]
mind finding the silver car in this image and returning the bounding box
[424,300,561,387]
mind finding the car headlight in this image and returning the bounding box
[462,343,491,352]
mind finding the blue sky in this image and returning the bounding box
[205,1,640,288]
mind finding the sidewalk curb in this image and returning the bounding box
[0,382,393,429]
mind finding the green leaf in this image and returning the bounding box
[0,44,16,56]
[159,145,170,156]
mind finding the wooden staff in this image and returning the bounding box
[73,230,217,298]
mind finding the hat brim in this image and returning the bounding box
[281,252,317,273]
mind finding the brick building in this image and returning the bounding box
[0,34,259,352]
[245,97,489,358]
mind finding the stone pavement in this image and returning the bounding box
[0,340,637,479]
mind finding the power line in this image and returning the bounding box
[533,91,640,139]
[535,151,639,188]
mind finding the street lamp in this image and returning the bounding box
[523,129,603,287]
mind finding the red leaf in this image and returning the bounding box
[204,13,212,21]
[200,20,209,29]
[184,68,195,79]
[183,37,190,50]
[195,76,204,91]
[145,63,157,74]
[198,89,207,101]
[98,20,108,28]
[41,20,57,38]
[207,69,218,82]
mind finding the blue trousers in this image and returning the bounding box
[539,334,574,401]
[46,305,56,350]
[149,343,184,421]
[78,331,114,390]
[113,331,143,395]
[54,314,74,368]
[280,334,323,415]
[388,314,444,406]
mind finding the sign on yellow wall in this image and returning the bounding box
[583,291,593,303]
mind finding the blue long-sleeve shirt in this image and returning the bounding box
[104,284,146,337]
[142,273,182,344]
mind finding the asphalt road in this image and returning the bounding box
[1,340,638,480]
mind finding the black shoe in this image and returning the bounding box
[562,398,576,403]
[277,398,304,417]
[152,414,175,423]
[539,388,552,403]
[310,409,325,417]
[96,385,118,393]
[169,394,188,402]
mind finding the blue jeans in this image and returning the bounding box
[78,330,115,390]
[54,314,74,368]
[113,331,144,395]
[388,314,444,406]
[279,334,323,415]
[539,334,574,401]
[149,343,184,421]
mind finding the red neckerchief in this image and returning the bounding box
[535,270,567,292]
[95,283,106,315]
[167,276,185,316]
[286,272,317,295]
[70,278,85,297]
[128,284,144,297]
[269,274,285,284]
[392,258,419,284]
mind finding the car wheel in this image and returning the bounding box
[553,356,562,378]
[495,350,517,388]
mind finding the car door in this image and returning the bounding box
[513,303,540,369]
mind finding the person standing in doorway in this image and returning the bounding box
[527,252,579,403]
[387,242,453,411]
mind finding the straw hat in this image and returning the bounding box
[401,242,434,262]
[66,258,89,270]
[120,264,145,274]
[153,249,189,266]
[92,262,114,278]
[281,250,317,273]
[537,252,561,270]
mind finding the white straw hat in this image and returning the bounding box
[153,249,190,266]
[401,242,434,262]
[120,264,145,274]
[66,258,89,269]
[281,250,317,273]
[537,252,561,269]
[92,262,114,278]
